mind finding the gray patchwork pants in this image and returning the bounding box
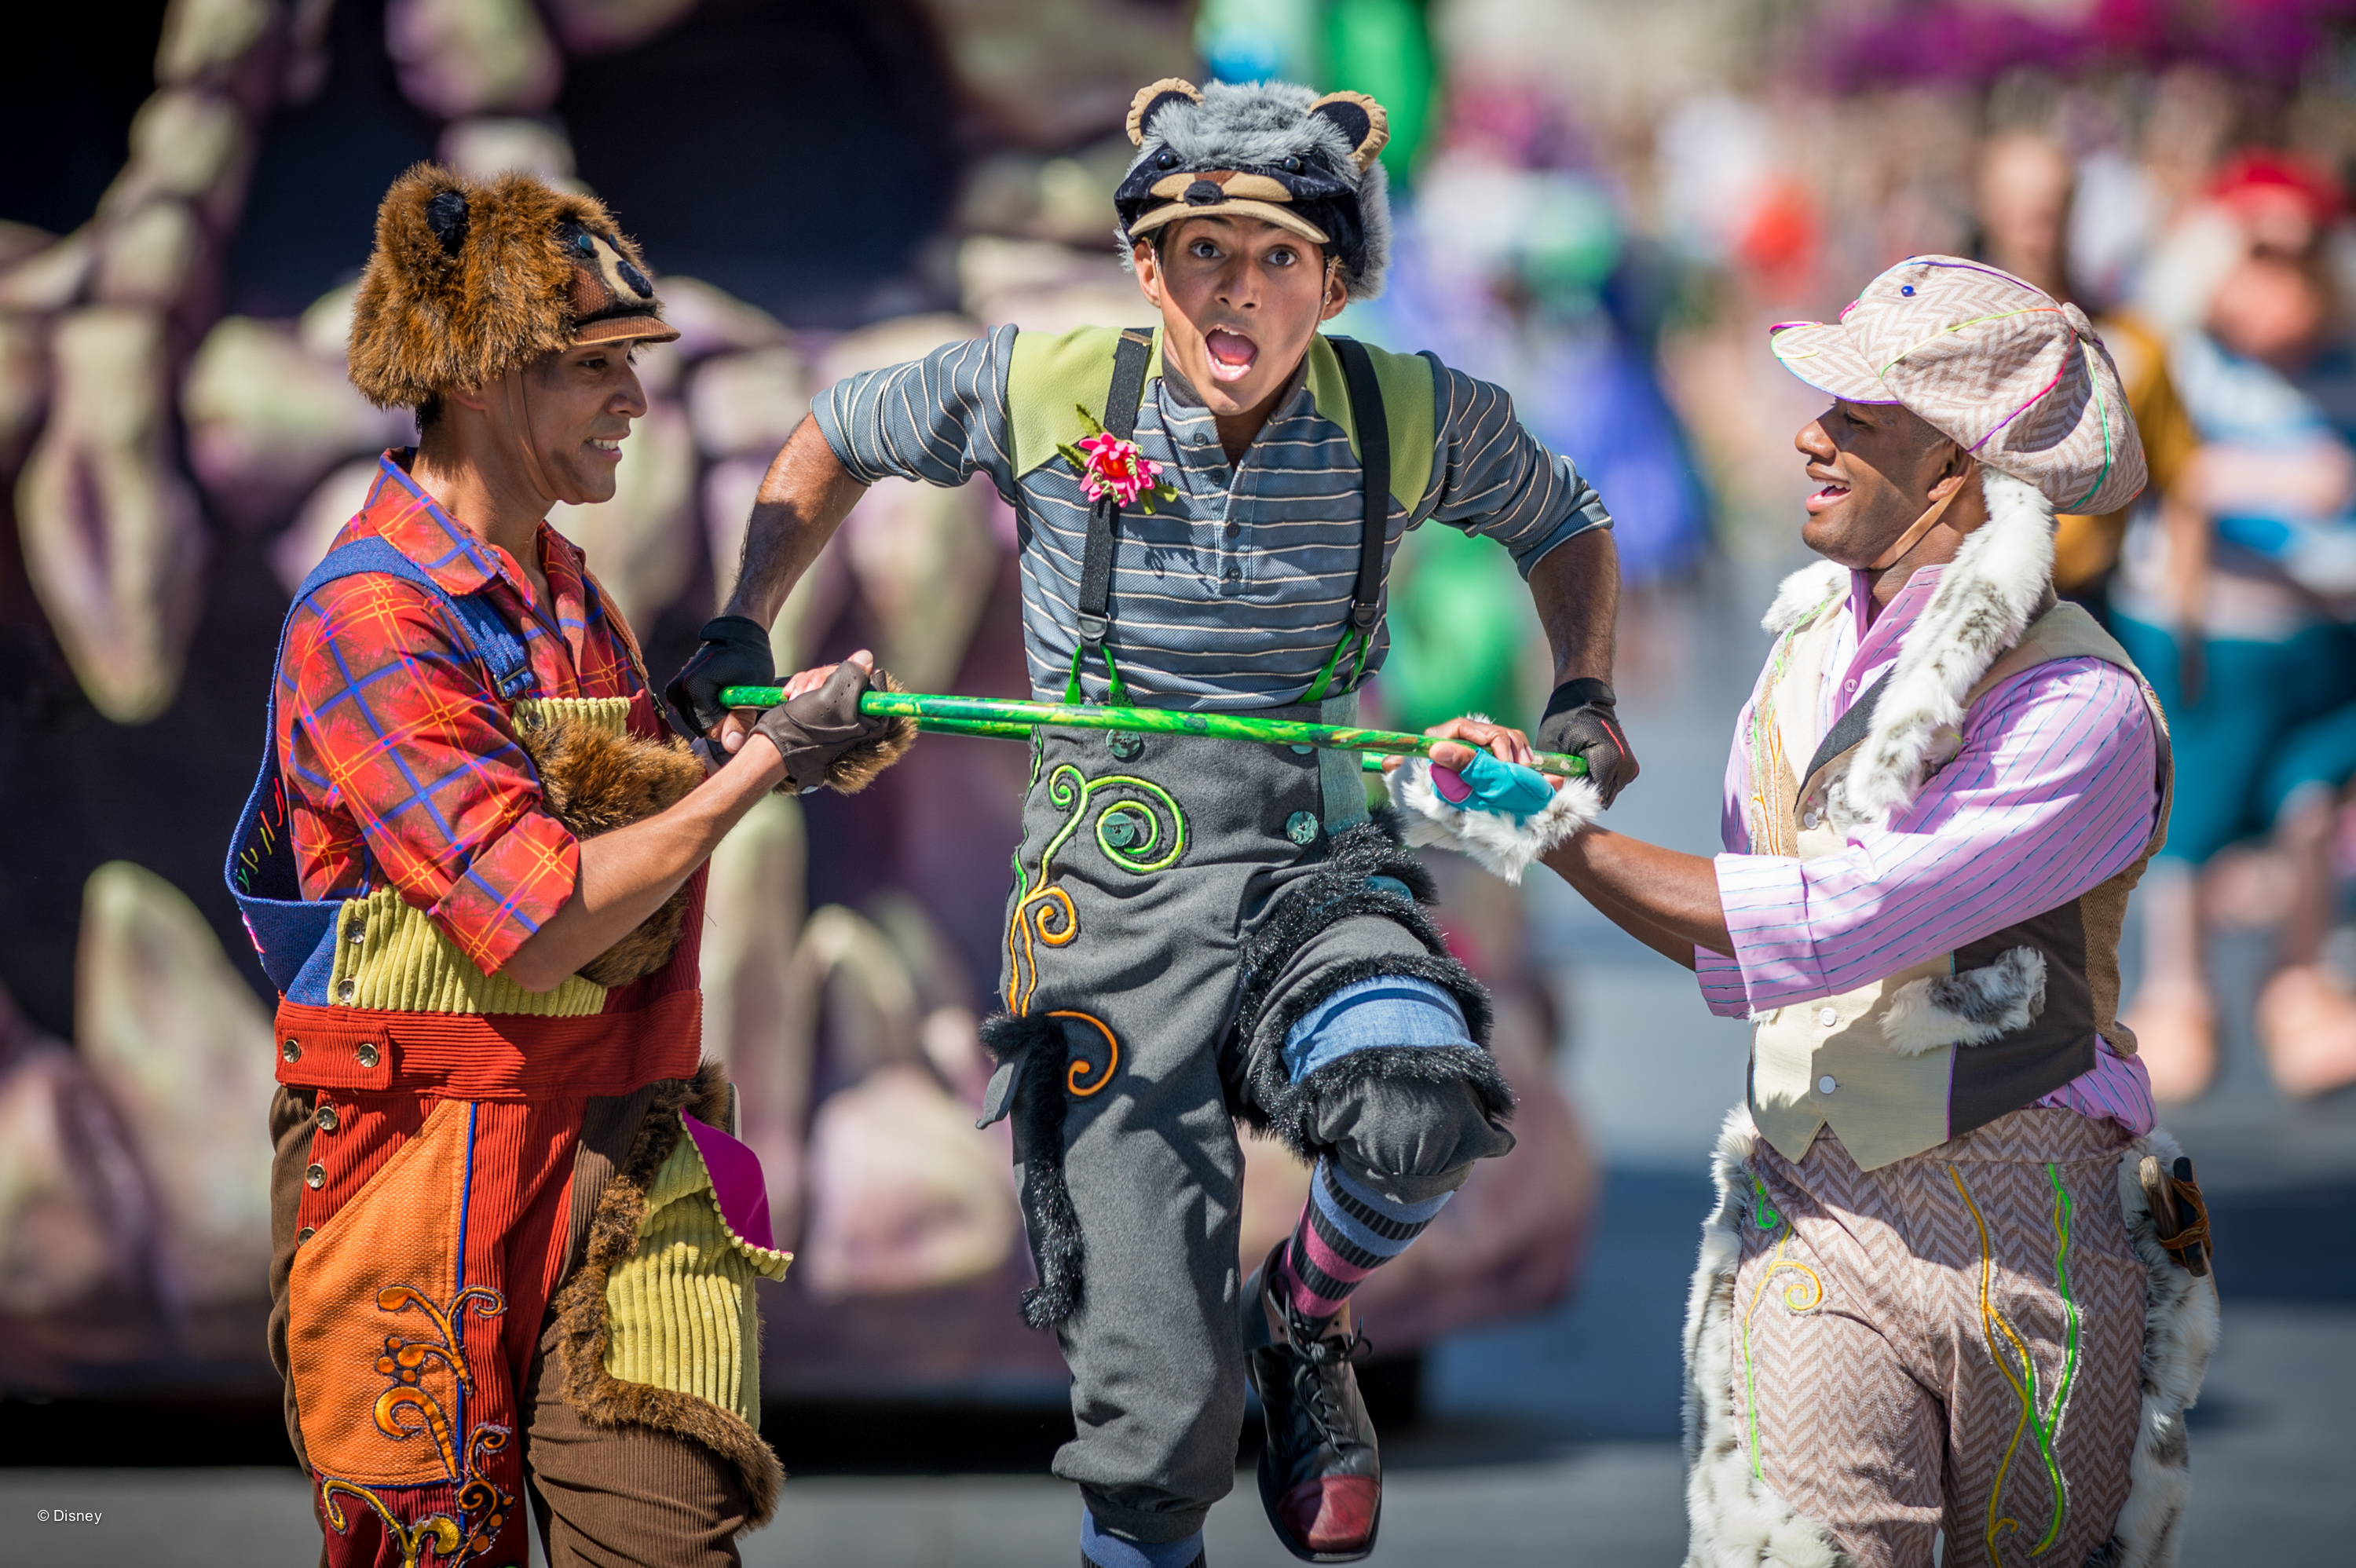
[978,707,1513,1544]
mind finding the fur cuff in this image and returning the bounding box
[1391,755,1601,885]
[978,1012,1084,1329]
[518,715,704,987]
[551,1062,784,1527]
[1879,946,2047,1056]
[822,670,916,795]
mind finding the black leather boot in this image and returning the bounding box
[1243,1243,1381,1563]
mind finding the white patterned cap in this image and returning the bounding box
[1769,256,2146,515]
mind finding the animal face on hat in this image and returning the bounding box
[1114,78,1392,302]
[1769,257,2146,515]
[349,163,679,411]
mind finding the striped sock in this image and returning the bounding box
[1082,1509,1202,1568]
[1275,1157,1453,1322]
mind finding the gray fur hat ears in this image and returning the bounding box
[1125,79,1391,170]
[1113,77,1394,303]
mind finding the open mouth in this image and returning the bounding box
[1804,479,1849,514]
[1205,327,1258,383]
[587,436,624,461]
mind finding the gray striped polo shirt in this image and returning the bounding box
[812,323,1611,711]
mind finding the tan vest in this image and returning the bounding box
[1746,601,2173,1171]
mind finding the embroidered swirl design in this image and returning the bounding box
[1739,1172,1825,1483]
[1048,1010,1121,1096]
[1952,1161,2081,1565]
[1004,762,1189,1019]
[321,1281,514,1567]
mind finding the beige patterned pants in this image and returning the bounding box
[1707,1109,2150,1568]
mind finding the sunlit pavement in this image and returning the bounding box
[6,570,2353,1566]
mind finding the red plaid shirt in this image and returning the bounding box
[276,452,664,974]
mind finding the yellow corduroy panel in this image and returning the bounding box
[603,1124,793,1429]
[329,888,606,1016]
[324,696,635,1016]
[512,694,632,737]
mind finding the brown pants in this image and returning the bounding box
[1685,1107,2205,1568]
[269,1084,753,1567]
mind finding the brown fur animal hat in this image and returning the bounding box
[349,163,678,411]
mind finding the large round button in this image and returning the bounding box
[355,1043,382,1069]
[316,1105,339,1133]
[280,1038,302,1064]
[1290,743,1315,755]
[303,1164,327,1190]
[1284,811,1320,846]
[1818,1075,1838,1095]
[296,1226,315,1245]
[1107,731,1144,761]
[1817,1007,1839,1028]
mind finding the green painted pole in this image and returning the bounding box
[716,686,1589,779]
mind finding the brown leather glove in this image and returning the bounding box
[752,660,884,791]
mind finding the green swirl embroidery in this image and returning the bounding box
[1004,762,1189,1014]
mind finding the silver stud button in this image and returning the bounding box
[355,1043,381,1069]
[1817,1075,1838,1095]
[1818,1007,1839,1027]
[335,978,357,1003]
[316,1105,339,1133]
[1285,811,1320,846]
[1802,811,1820,829]
[280,1038,302,1063]
[347,923,365,945]
[303,1164,326,1190]
[296,1226,315,1244]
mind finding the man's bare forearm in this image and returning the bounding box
[500,741,785,992]
[1527,527,1618,687]
[1540,827,1732,965]
[721,415,869,627]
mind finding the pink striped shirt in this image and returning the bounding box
[1696,565,2160,1135]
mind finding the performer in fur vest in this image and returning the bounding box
[1394,258,2222,1568]
[666,79,1629,1567]
[223,166,909,1566]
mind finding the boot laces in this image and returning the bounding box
[1290,1325,1370,1444]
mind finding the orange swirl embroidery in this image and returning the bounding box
[1048,1010,1121,1096]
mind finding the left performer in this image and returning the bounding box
[222,166,906,1566]
[666,78,1630,1568]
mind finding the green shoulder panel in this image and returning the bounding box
[1006,325,1436,510]
[1304,335,1436,513]
[1007,323,1165,480]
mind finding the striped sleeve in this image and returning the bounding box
[1423,363,1612,576]
[1710,657,2161,1014]
[810,325,1018,499]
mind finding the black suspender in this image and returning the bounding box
[1075,327,1155,653]
[1327,335,1389,638]
[1069,328,1390,704]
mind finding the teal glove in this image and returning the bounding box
[1429,749,1556,822]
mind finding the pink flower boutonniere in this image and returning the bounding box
[1058,404,1180,514]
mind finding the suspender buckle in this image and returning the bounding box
[1077,612,1110,647]
[1348,602,1380,633]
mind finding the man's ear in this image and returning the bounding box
[1926,440,1974,502]
[445,380,492,414]
[1132,239,1165,309]
[1319,255,1348,322]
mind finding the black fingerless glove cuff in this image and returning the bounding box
[1540,678,1617,724]
[698,616,773,661]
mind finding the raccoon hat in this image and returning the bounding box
[1115,78,1392,302]
[349,163,679,411]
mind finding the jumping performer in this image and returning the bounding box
[224,166,904,1566]
[666,79,1631,1567]
[1396,258,2221,1568]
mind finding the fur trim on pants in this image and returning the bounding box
[1227,815,1502,1163]
[2083,1127,2219,1568]
[978,1010,1088,1329]
[1681,1105,1851,1568]
[549,1060,785,1528]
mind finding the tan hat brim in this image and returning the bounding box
[1128,199,1331,247]
[1769,320,1901,404]
[575,313,681,348]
